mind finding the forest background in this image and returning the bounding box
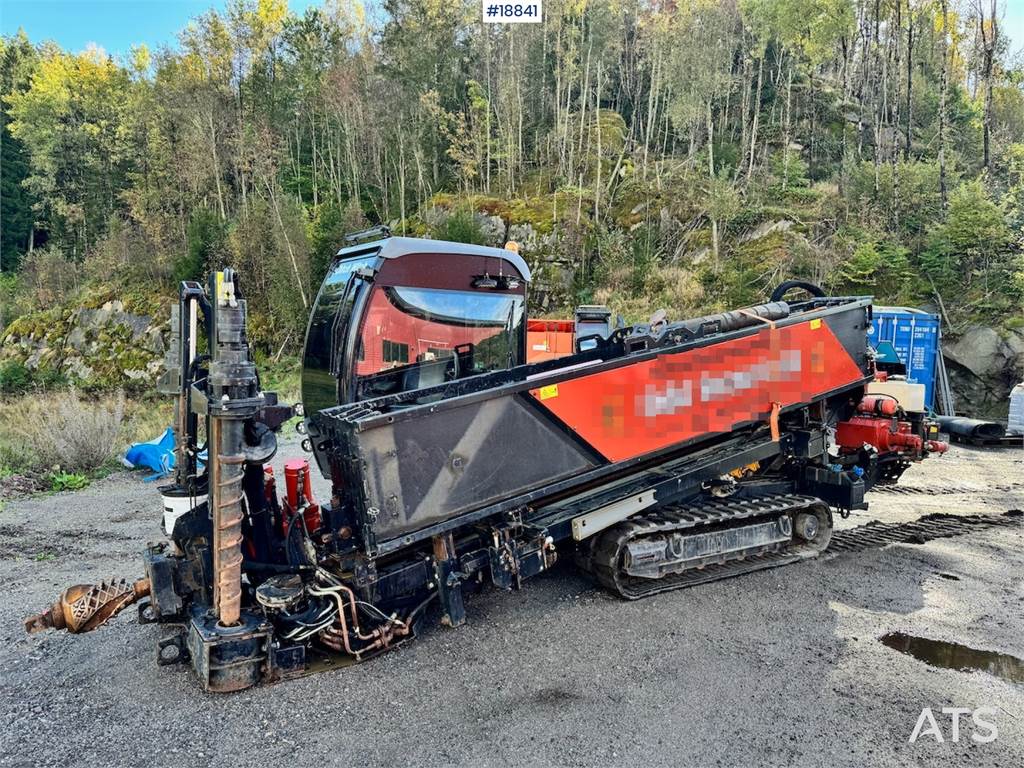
[2,0,1023,484]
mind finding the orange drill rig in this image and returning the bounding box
[25,230,945,691]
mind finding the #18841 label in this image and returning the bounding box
[483,1,542,23]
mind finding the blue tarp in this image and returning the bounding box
[123,427,175,480]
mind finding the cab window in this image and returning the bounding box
[355,286,524,399]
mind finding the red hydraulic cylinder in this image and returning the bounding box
[283,458,321,532]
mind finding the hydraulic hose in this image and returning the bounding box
[770,280,826,303]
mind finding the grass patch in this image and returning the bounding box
[121,396,175,447]
[1,390,177,498]
[254,355,301,403]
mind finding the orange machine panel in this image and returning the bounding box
[526,319,576,363]
[529,319,866,463]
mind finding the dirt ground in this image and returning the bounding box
[1,437,1022,768]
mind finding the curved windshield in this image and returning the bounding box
[301,255,378,414]
[355,286,524,400]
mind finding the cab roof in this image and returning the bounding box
[336,236,531,282]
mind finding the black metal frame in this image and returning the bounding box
[316,296,871,434]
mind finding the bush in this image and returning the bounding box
[229,198,313,354]
[921,180,1013,295]
[17,247,80,308]
[0,359,65,395]
[769,150,810,189]
[310,199,367,286]
[834,240,913,298]
[589,223,705,322]
[177,208,227,284]
[433,208,487,245]
[0,360,32,394]
[844,159,948,243]
[0,272,30,329]
[8,390,125,473]
[83,215,173,287]
[830,225,919,302]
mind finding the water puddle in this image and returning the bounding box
[880,632,1024,684]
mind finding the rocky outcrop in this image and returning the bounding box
[509,223,580,313]
[1,299,167,390]
[943,325,1024,418]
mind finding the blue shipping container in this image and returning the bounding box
[867,307,941,409]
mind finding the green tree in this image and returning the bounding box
[0,32,39,270]
[922,180,1013,297]
[834,238,914,300]
[6,45,133,258]
[179,208,228,283]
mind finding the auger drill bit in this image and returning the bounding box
[24,578,150,634]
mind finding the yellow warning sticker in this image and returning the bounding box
[539,384,559,400]
[809,318,822,330]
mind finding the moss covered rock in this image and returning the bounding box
[1,297,169,392]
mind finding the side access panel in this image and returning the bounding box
[351,394,599,542]
[529,310,869,462]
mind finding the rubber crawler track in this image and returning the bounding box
[869,483,1024,497]
[582,497,1022,600]
[584,494,833,600]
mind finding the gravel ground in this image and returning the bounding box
[1,438,1022,768]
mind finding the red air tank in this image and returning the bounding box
[857,395,898,417]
